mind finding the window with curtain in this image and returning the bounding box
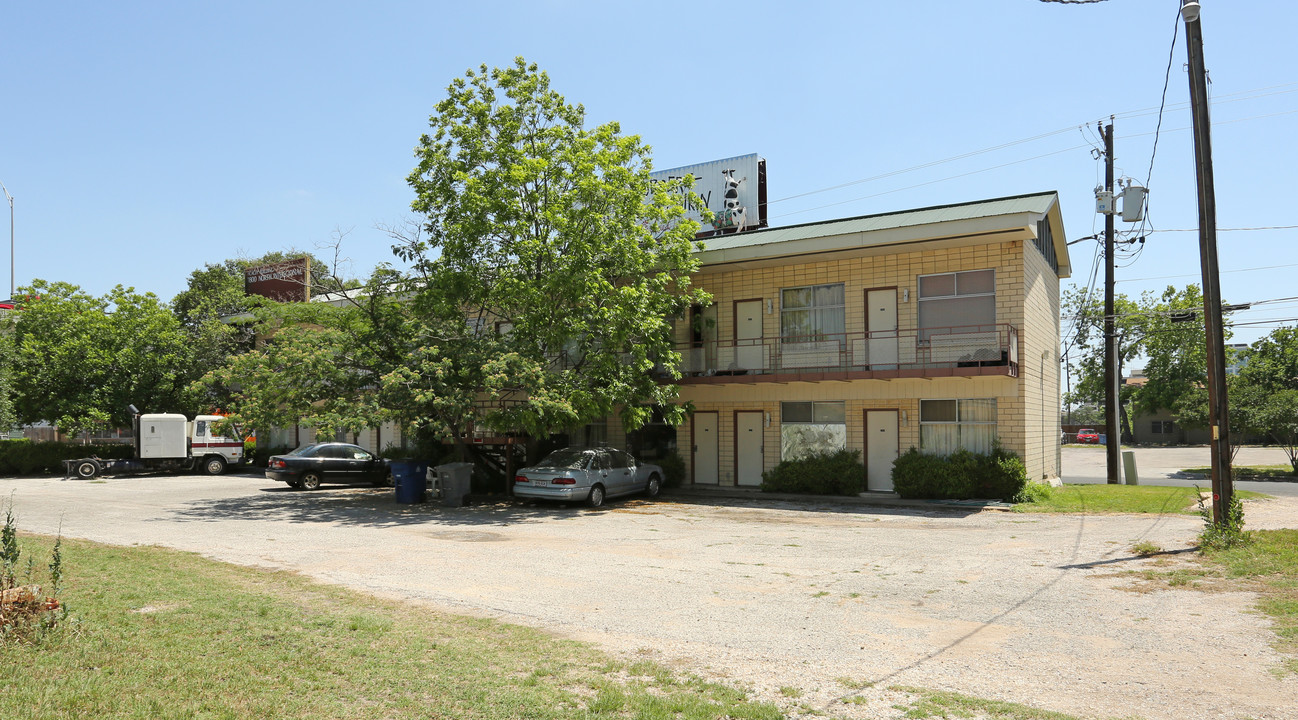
[917,269,995,339]
[781,283,845,341]
[919,398,997,455]
[780,401,847,460]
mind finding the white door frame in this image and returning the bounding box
[734,299,764,371]
[692,412,719,485]
[734,410,764,487]
[866,287,899,368]
[865,409,899,492]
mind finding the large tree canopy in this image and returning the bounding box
[1063,284,1221,440]
[199,59,711,462]
[175,249,345,410]
[396,58,709,442]
[1231,327,1298,472]
[12,280,194,435]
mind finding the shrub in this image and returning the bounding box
[891,445,1028,501]
[892,447,962,499]
[0,440,134,476]
[761,449,865,496]
[1013,481,1054,504]
[656,452,687,488]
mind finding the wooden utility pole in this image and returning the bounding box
[1101,119,1121,484]
[1182,0,1233,521]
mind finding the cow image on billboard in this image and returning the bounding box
[244,257,311,302]
[649,154,767,237]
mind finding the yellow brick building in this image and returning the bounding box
[622,191,1069,489]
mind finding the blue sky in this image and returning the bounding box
[3,1,1296,356]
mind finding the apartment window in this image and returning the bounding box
[580,418,608,446]
[1151,420,1175,435]
[781,283,845,340]
[918,269,995,339]
[780,401,847,460]
[920,398,997,455]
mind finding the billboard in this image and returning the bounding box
[244,257,311,303]
[650,153,767,235]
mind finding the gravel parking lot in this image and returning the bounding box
[2,453,1296,719]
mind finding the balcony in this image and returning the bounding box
[669,324,1018,384]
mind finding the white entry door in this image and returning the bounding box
[866,410,899,492]
[867,289,899,367]
[735,300,765,371]
[693,413,719,485]
[735,411,764,486]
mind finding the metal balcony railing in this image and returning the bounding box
[670,323,1018,381]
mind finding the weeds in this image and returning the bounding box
[1196,487,1250,551]
[1131,541,1162,557]
[0,500,70,645]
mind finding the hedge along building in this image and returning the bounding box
[591,191,1069,490]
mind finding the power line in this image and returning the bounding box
[1147,225,1298,233]
[1117,261,1298,284]
[766,81,1298,214]
[1137,4,1181,241]
[771,109,1298,222]
[767,127,1078,204]
[773,145,1087,219]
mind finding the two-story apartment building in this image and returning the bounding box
[607,191,1068,490]
[268,191,1070,494]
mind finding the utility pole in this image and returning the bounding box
[1,181,12,299]
[1182,0,1233,522]
[1101,118,1121,484]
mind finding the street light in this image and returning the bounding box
[0,181,11,299]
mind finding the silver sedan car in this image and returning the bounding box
[512,447,663,507]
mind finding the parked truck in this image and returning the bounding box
[63,405,244,479]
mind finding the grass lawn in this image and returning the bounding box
[1,534,783,720]
[1182,464,1297,480]
[0,533,1110,720]
[1013,483,1269,514]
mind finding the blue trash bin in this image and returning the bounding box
[1098,434,1107,445]
[392,460,429,504]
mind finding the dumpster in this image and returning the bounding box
[392,460,430,504]
[432,462,474,507]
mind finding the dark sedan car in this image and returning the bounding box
[266,442,392,490]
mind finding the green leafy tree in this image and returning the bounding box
[194,268,411,441]
[175,249,342,411]
[197,60,711,472]
[392,58,710,457]
[1063,284,1223,442]
[1134,285,1222,421]
[12,280,194,434]
[0,328,16,433]
[1231,327,1298,472]
[1062,287,1146,440]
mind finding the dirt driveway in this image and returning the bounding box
[2,472,1295,719]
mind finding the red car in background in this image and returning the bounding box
[1075,428,1100,444]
